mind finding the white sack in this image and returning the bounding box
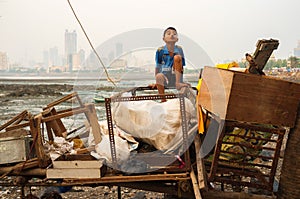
[112,96,196,151]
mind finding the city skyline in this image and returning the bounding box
[1,0,300,68]
[1,26,300,72]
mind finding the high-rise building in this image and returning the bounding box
[72,53,81,71]
[294,40,300,58]
[0,52,9,71]
[43,50,49,68]
[65,29,77,71]
[49,46,60,66]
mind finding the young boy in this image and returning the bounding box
[155,27,190,102]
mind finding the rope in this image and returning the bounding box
[67,0,116,87]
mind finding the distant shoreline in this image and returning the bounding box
[0,71,200,81]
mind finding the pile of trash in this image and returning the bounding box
[0,87,198,176]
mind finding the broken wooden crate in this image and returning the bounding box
[198,66,300,127]
[0,136,34,165]
[46,154,105,179]
[198,66,300,192]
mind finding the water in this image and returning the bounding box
[0,77,198,129]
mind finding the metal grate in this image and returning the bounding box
[206,117,286,192]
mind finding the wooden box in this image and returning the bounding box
[198,66,300,127]
[46,155,105,179]
[0,136,34,164]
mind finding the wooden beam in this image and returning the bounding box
[0,110,28,132]
[194,133,208,191]
[85,103,102,144]
[43,92,78,110]
[5,122,30,132]
[190,168,203,199]
[41,106,88,122]
[278,104,300,198]
[0,129,29,139]
[43,107,66,137]
[29,114,51,168]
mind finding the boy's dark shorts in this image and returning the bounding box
[164,73,176,88]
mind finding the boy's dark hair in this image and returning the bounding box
[163,27,177,37]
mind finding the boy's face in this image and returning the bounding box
[163,29,178,44]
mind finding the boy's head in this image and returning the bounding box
[163,27,177,37]
[163,27,178,43]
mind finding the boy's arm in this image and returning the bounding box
[179,46,186,66]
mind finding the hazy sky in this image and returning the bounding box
[1,0,300,65]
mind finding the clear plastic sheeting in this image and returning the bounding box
[112,95,196,151]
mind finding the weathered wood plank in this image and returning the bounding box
[199,66,300,127]
[0,110,28,132]
[29,114,51,168]
[86,103,102,144]
[190,168,203,199]
[194,133,208,190]
[47,168,102,179]
[278,104,300,198]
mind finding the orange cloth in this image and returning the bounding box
[196,78,204,134]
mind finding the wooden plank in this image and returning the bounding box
[198,66,300,127]
[53,155,103,169]
[0,129,29,139]
[0,137,31,164]
[53,161,103,169]
[190,168,203,199]
[46,168,101,179]
[278,104,300,198]
[199,67,234,119]
[43,107,66,137]
[43,92,78,110]
[86,103,102,144]
[5,122,30,132]
[194,133,208,190]
[29,114,51,168]
[227,73,300,127]
[0,110,28,132]
[41,106,88,122]
[64,173,190,184]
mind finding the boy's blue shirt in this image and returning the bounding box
[155,45,185,75]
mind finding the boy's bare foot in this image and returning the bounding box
[175,82,190,90]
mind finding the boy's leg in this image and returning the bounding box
[155,73,167,102]
[173,55,190,90]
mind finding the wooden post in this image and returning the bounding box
[86,103,102,144]
[278,104,300,198]
[42,107,66,139]
[29,114,51,168]
[190,168,203,199]
[194,133,208,191]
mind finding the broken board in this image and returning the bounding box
[46,154,105,179]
